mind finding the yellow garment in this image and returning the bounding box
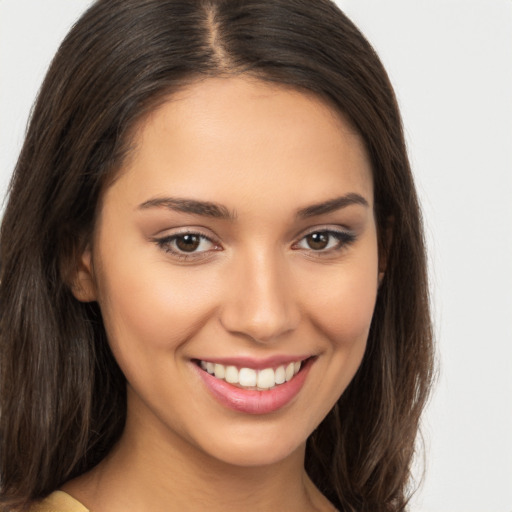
[29,491,89,512]
[29,489,340,511]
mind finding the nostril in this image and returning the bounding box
[219,309,300,345]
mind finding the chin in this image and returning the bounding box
[201,434,307,468]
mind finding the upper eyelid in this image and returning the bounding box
[153,227,219,242]
[294,225,353,240]
[301,226,350,234]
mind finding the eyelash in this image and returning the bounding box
[292,229,356,254]
[154,231,220,261]
[153,228,356,261]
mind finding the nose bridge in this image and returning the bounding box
[220,245,299,343]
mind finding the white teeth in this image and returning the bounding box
[239,368,257,387]
[225,365,239,384]
[199,359,304,389]
[257,368,275,389]
[274,365,286,385]
[214,363,225,379]
[285,362,295,382]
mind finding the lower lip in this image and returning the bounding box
[195,359,313,415]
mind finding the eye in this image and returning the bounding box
[154,232,220,259]
[172,234,209,253]
[294,229,355,252]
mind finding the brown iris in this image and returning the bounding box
[175,234,201,252]
[305,232,329,250]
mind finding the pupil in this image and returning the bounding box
[176,234,200,252]
[307,232,329,250]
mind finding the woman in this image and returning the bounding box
[0,1,434,511]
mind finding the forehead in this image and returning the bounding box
[114,76,373,212]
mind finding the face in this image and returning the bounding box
[75,77,380,468]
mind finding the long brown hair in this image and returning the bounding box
[0,1,434,510]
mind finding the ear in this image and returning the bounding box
[378,216,394,286]
[68,243,98,302]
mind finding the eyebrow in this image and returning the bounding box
[138,192,368,220]
[138,197,236,219]
[296,193,369,218]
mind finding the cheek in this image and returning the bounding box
[304,257,379,349]
[94,247,221,358]
[328,272,377,342]
[289,250,379,433]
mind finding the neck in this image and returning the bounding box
[64,398,330,512]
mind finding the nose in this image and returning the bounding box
[219,249,300,344]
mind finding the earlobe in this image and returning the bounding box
[69,244,97,302]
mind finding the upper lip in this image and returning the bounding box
[193,355,313,370]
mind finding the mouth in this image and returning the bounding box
[195,358,305,391]
[193,356,314,415]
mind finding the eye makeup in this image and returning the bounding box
[152,224,357,264]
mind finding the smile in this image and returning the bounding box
[198,360,302,390]
[194,357,314,415]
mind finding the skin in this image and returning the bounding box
[66,76,380,512]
